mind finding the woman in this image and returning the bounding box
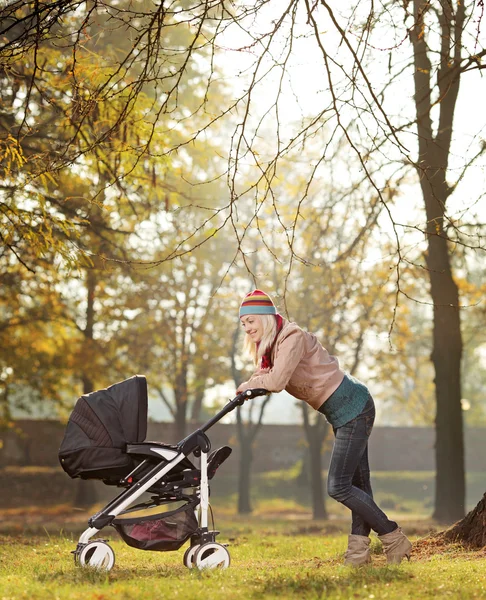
[237,289,412,566]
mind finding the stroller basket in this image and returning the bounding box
[112,500,199,552]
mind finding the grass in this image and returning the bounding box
[1,516,485,600]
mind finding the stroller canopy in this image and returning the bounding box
[59,375,148,480]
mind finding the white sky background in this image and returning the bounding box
[212,1,486,231]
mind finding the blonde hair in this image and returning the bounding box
[243,314,277,366]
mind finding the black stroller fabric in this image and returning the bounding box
[59,375,148,481]
[112,500,199,551]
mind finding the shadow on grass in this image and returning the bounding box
[262,566,411,596]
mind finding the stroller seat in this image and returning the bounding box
[124,443,232,488]
[125,442,231,479]
[126,442,194,465]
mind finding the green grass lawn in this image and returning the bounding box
[1,516,485,600]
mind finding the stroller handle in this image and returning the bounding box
[199,388,269,433]
[236,388,269,401]
[178,388,269,456]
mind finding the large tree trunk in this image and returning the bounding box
[411,0,465,522]
[440,491,486,548]
[425,207,464,523]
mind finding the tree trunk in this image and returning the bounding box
[74,479,98,508]
[76,269,99,507]
[238,438,253,514]
[425,210,464,523]
[81,268,96,395]
[190,389,204,424]
[419,151,464,523]
[440,491,486,548]
[234,397,271,515]
[174,395,187,440]
[411,0,465,523]
[302,404,328,520]
[296,447,310,487]
[308,433,328,520]
[231,321,266,516]
[174,357,189,440]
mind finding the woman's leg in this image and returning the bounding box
[327,396,397,536]
[350,443,373,536]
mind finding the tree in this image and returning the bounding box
[0,0,226,269]
[407,0,466,522]
[0,251,81,422]
[111,234,235,439]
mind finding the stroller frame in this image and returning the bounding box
[72,387,268,571]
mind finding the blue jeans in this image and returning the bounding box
[327,394,397,536]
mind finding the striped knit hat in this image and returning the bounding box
[239,290,277,317]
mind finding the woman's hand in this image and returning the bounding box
[236,381,250,395]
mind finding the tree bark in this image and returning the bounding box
[411,0,465,522]
[425,204,464,523]
[190,389,204,424]
[76,268,99,507]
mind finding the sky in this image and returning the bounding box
[212,1,486,230]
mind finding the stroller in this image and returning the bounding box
[58,375,267,571]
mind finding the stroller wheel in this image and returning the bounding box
[78,541,115,571]
[194,542,230,570]
[183,544,200,569]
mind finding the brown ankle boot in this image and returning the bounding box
[378,527,412,564]
[344,534,372,567]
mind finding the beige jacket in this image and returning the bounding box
[243,319,345,410]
